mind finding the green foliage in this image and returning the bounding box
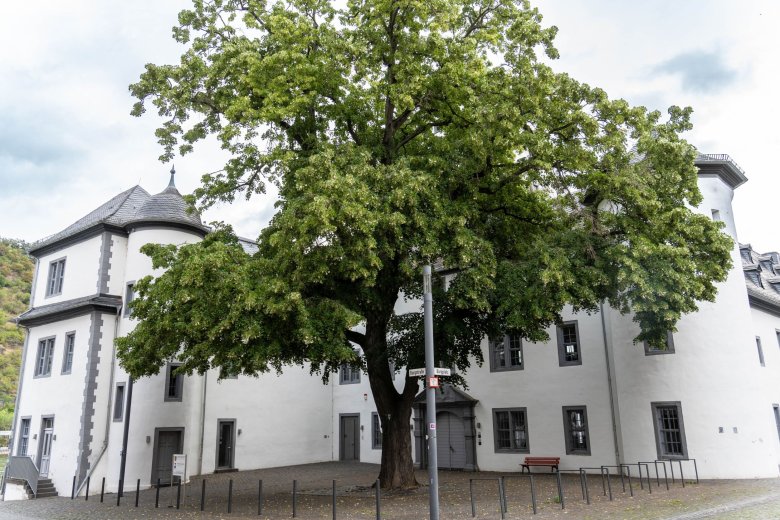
[0,238,32,411]
[123,0,733,484]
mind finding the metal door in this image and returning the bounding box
[217,420,235,469]
[153,430,182,485]
[340,415,360,461]
[436,411,466,470]
[39,427,53,477]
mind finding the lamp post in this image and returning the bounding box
[423,264,440,520]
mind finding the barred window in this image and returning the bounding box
[556,322,582,366]
[493,408,529,453]
[562,406,590,455]
[372,412,382,449]
[652,402,687,459]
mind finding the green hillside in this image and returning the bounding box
[0,238,33,413]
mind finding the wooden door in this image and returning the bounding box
[153,430,182,485]
[340,415,360,461]
[436,412,466,470]
[217,420,235,469]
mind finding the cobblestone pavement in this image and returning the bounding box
[1,462,779,519]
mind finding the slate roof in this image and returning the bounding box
[30,173,208,255]
[31,186,151,253]
[741,243,780,314]
[17,294,122,326]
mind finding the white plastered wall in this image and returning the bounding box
[33,235,102,304]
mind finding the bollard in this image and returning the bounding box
[155,478,160,508]
[85,475,90,501]
[201,479,206,512]
[176,479,182,510]
[497,478,505,519]
[375,479,381,520]
[100,477,105,503]
[228,479,233,514]
[469,479,475,518]
[292,479,298,518]
[555,469,565,509]
[116,480,121,506]
[528,474,538,514]
[258,479,264,516]
[332,480,337,520]
[135,479,140,507]
[71,475,76,499]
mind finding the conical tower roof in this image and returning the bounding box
[126,166,208,233]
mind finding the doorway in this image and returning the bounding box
[339,414,360,461]
[38,417,54,477]
[437,411,467,470]
[151,428,184,485]
[216,419,236,470]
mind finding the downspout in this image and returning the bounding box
[599,301,621,465]
[198,371,208,476]
[75,307,122,496]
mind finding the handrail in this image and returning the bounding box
[696,153,746,175]
[5,456,40,496]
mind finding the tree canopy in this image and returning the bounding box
[119,0,732,488]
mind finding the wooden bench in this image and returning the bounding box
[520,456,560,473]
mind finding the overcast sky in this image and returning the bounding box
[1,1,778,252]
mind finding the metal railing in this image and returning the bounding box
[696,153,746,175]
[5,456,40,496]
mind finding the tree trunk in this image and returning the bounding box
[363,310,420,490]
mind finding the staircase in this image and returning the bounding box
[30,478,58,498]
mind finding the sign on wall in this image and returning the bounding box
[172,454,187,478]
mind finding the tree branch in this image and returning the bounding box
[345,329,366,347]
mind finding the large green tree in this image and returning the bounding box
[120,0,732,488]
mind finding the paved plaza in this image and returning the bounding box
[1,461,780,519]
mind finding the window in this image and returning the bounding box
[562,406,590,455]
[46,258,66,296]
[711,209,721,221]
[34,337,55,377]
[651,402,687,459]
[164,363,184,401]
[61,332,75,374]
[113,383,126,421]
[18,418,30,456]
[489,334,523,371]
[756,337,766,367]
[776,330,780,350]
[340,363,361,384]
[372,412,382,449]
[644,331,675,356]
[124,282,135,317]
[492,408,529,453]
[556,321,581,366]
[773,405,780,444]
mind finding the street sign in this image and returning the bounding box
[428,376,440,388]
[409,368,426,377]
[409,367,450,377]
[433,368,451,376]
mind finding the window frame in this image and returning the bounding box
[61,331,75,374]
[124,281,136,317]
[164,363,184,402]
[492,407,530,454]
[562,406,591,455]
[45,257,66,297]
[113,383,126,422]
[18,417,31,456]
[773,404,780,444]
[644,331,676,356]
[489,334,524,372]
[339,363,361,385]
[556,321,582,367]
[756,336,766,367]
[371,412,382,449]
[651,401,688,460]
[34,336,56,378]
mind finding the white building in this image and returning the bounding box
[3,154,780,499]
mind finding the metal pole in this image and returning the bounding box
[423,264,440,520]
[117,377,134,498]
[85,475,90,501]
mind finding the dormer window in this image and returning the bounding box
[46,258,66,296]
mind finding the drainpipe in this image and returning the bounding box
[117,377,134,495]
[599,301,621,465]
[198,371,208,476]
[75,307,122,496]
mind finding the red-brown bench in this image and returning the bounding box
[520,456,560,473]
